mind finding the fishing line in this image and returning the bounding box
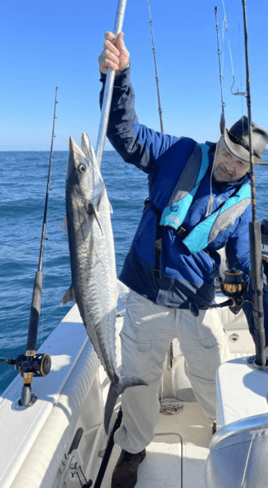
[204,6,225,217]
[236,0,247,112]
[208,2,244,218]
[56,133,69,145]
[213,2,247,166]
[214,1,246,123]
[221,0,238,96]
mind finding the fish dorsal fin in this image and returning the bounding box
[81,132,97,166]
[61,285,76,305]
[81,132,90,159]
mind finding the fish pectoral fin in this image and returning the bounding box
[95,212,103,234]
[88,203,103,234]
[61,285,76,305]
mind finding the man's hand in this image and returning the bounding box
[99,31,130,75]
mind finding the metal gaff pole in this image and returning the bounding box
[96,0,127,169]
[242,0,266,367]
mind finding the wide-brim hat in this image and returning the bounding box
[221,115,268,165]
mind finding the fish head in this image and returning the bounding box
[66,137,104,210]
[67,136,92,193]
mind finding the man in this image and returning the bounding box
[99,32,268,488]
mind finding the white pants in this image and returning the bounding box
[114,290,231,454]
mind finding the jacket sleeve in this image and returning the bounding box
[99,67,180,174]
[225,207,252,275]
[226,207,268,346]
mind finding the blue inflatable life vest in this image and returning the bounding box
[160,144,251,253]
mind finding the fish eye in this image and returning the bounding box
[78,163,86,173]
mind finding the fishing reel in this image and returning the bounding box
[1,352,51,377]
[0,352,51,406]
[190,268,250,317]
[14,352,52,378]
[219,268,250,314]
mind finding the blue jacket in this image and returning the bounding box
[100,68,268,342]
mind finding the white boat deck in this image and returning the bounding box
[101,403,212,488]
[0,290,262,488]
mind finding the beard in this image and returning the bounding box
[213,164,236,182]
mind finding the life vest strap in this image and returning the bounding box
[144,198,163,278]
[174,226,188,239]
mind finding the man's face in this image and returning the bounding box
[213,139,251,183]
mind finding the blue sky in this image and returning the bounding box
[1,0,268,151]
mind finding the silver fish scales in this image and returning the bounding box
[62,134,147,433]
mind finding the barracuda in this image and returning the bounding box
[62,133,147,433]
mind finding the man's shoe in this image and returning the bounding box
[111,449,146,488]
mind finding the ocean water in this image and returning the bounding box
[1,149,268,394]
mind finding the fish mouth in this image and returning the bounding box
[66,137,77,180]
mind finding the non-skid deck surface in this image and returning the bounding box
[101,402,212,488]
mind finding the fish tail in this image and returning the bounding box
[104,376,148,435]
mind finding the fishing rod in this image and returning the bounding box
[214,1,266,366]
[96,0,127,169]
[241,0,266,368]
[214,6,226,134]
[147,0,164,133]
[0,87,59,406]
[190,5,267,366]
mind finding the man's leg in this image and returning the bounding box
[114,290,176,453]
[176,307,231,419]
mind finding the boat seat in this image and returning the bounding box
[216,356,268,428]
[206,413,268,488]
[206,353,268,488]
[214,295,255,355]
